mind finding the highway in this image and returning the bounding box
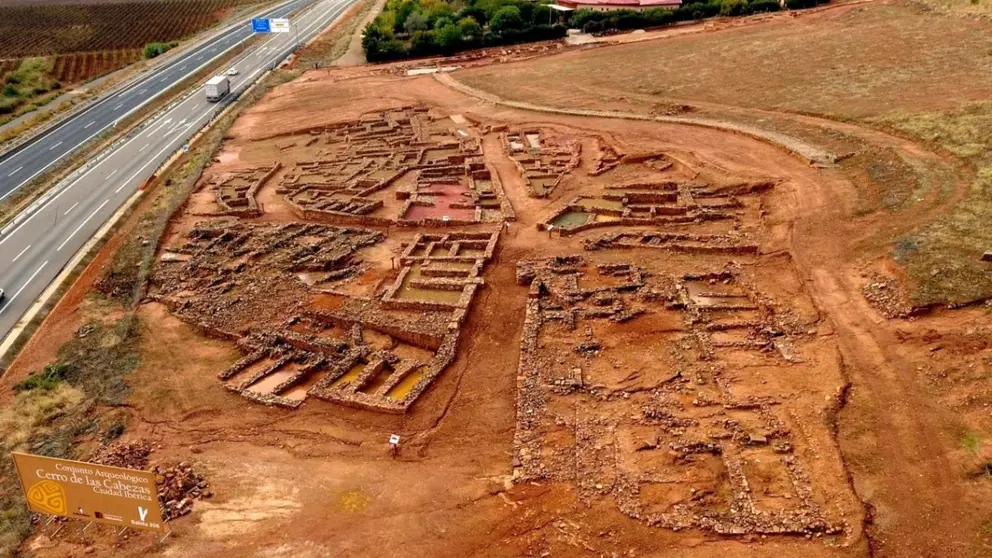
[0,0,359,344]
[0,0,318,205]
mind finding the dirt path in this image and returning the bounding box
[334,0,387,66]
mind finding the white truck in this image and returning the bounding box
[205,75,230,102]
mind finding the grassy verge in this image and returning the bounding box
[873,102,992,307]
[0,59,63,119]
[0,67,300,555]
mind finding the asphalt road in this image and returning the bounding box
[0,0,318,205]
[0,0,359,344]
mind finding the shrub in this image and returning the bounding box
[572,8,605,28]
[0,97,17,114]
[143,41,178,59]
[15,363,71,392]
[616,10,647,29]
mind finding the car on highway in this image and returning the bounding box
[0,289,5,303]
[226,68,239,76]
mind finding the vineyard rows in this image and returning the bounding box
[0,49,142,87]
[0,0,266,58]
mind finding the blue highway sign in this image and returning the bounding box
[251,18,271,33]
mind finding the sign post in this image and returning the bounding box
[11,452,167,533]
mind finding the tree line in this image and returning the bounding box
[363,0,567,62]
[363,0,830,61]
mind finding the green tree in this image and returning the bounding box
[362,22,388,53]
[426,4,455,27]
[410,30,438,56]
[490,5,524,34]
[435,22,463,53]
[404,10,429,32]
[394,0,417,32]
[720,0,747,16]
[434,16,454,30]
[457,6,488,25]
[532,4,552,25]
[458,16,482,39]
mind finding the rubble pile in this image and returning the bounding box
[861,272,912,318]
[91,441,152,469]
[154,462,211,520]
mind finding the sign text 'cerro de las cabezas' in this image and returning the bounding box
[11,452,166,532]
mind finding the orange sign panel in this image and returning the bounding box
[11,452,166,532]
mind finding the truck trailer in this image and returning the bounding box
[205,75,230,102]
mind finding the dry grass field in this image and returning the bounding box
[458,0,992,307]
[459,2,992,119]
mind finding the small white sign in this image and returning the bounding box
[270,18,291,33]
[388,434,400,445]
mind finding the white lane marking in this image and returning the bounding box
[49,141,63,151]
[117,107,213,194]
[114,103,123,110]
[107,168,118,178]
[84,121,95,129]
[139,143,149,152]
[190,103,200,111]
[11,244,31,263]
[0,0,309,202]
[145,118,171,137]
[8,166,23,177]
[0,72,202,244]
[0,0,308,209]
[0,261,48,314]
[58,200,109,252]
[63,202,79,216]
[138,89,147,95]
[179,65,186,71]
[1,0,349,238]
